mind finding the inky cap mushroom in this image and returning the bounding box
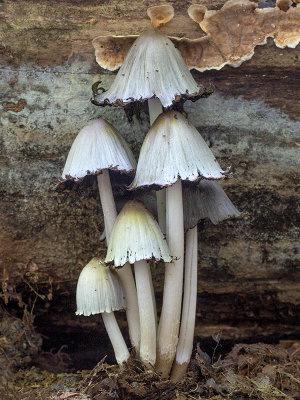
[105,200,171,366]
[76,257,125,316]
[93,30,206,108]
[62,118,136,181]
[76,257,130,365]
[184,180,241,230]
[105,200,171,267]
[130,111,226,190]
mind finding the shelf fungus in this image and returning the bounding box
[92,0,300,73]
[147,4,174,28]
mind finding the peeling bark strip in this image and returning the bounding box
[93,0,300,71]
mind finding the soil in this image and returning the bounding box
[1,340,299,400]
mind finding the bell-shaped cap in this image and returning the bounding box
[130,111,226,190]
[184,180,240,230]
[105,200,171,266]
[93,30,205,108]
[76,257,125,316]
[62,118,136,181]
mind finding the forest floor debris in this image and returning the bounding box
[0,341,299,400]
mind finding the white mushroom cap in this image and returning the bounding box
[94,30,204,108]
[184,180,240,230]
[62,118,136,181]
[105,200,171,267]
[76,257,125,316]
[130,111,226,190]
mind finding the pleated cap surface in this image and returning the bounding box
[76,257,125,316]
[130,111,226,189]
[184,180,240,230]
[94,30,204,108]
[62,118,136,181]
[105,200,171,266]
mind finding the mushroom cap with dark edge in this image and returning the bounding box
[61,118,136,181]
[93,30,207,108]
[76,257,126,316]
[105,200,171,267]
[130,111,227,190]
[183,180,241,231]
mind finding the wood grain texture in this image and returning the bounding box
[0,0,299,350]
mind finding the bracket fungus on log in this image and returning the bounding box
[92,0,300,72]
[147,4,174,28]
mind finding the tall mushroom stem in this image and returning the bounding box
[97,171,140,353]
[102,312,130,365]
[116,263,141,352]
[170,226,198,382]
[148,98,163,125]
[148,98,166,234]
[134,260,157,365]
[97,170,117,238]
[147,97,163,331]
[156,180,184,377]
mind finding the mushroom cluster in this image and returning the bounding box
[61,3,240,382]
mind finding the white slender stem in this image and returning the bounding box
[117,263,141,353]
[156,180,184,377]
[97,170,140,353]
[156,189,166,235]
[171,226,198,382]
[102,312,130,365]
[147,263,158,329]
[148,97,163,125]
[148,98,166,234]
[97,171,117,243]
[134,260,157,365]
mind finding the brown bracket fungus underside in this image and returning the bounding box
[93,0,300,72]
[147,4,175,28]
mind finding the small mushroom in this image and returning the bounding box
[183,180,241,231]
[147,4,174,27]
[76,257,130,365]
[106,200,171,366]
[62,118,140,354]
[130,111,226,377]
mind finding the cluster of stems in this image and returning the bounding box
[96,99,200,381]
[72,7,234,380]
